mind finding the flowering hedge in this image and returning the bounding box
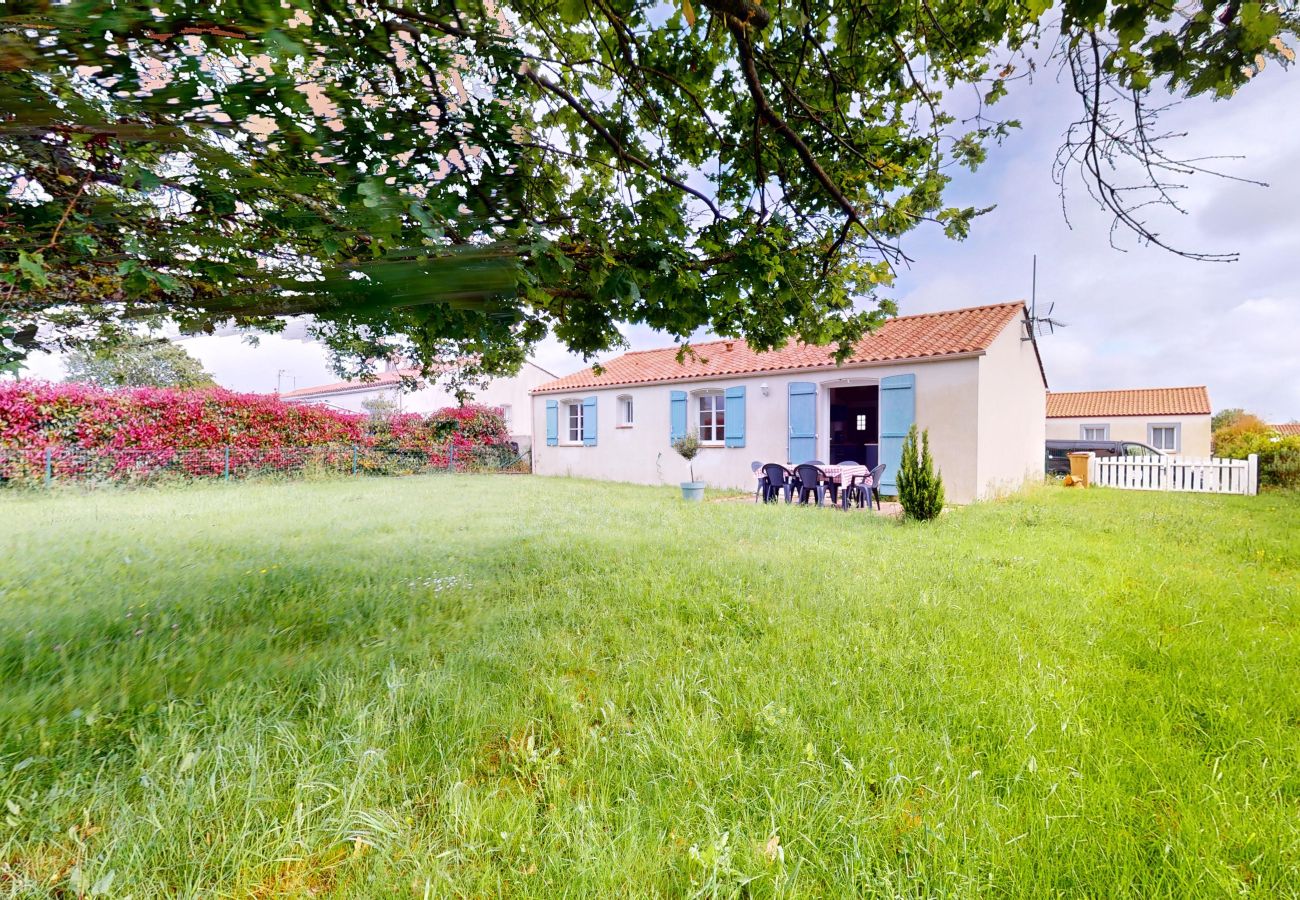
[377,405,513,469]
[0,381,511,482]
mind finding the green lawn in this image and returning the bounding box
[1,478,1297,897]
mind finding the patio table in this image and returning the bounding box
[754,464,872,505]
[818,463,869,487]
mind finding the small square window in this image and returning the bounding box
[1150,425,1178,452]
[855,414,867,431]
[617,396,634,426]
[1082,425,1108,441]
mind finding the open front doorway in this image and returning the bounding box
[829,385,879,467]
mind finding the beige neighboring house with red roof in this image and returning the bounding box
[1045,386,1211,456]
[282,360,557,451]
[530,301,1047,504]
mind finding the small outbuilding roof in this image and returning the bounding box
[534,301,1027,394]
[1046,386,1211,418]
[1271,423,1300,437]
[281,368,418,400]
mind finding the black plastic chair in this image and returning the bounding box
[794,463,834,506]
[846,463,887,510]
[751,460,767,503]
[761,463,795,503]
[790,461,826,503]
[867,463,886,510]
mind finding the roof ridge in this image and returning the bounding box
[598,301,1027,358]
[889,300,1025,322]
[1048,385,1208,395]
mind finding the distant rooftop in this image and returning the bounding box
[281,368,418,400]
[1047,386,1211,418]
[283,359,558,400]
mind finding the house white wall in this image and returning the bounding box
[532,330,1042,505]
[976,320,1047,496]
[406,362,554,449]
[288,383,403,415]
[1046,414,1211,456]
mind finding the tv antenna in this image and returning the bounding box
[1024,254,1068,340]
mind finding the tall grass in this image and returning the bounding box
[1,478,1297,897]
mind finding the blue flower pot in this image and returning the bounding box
[680,481,706,502]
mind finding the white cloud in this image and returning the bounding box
[178,333,336,393]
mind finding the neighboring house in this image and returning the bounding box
[1270,423,1300,437]
[282,360,557,451]
[530,302,1047,504]
[1045,386,1211,456]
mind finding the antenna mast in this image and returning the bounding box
[1024,255,1067,340]
[1031,254,1037,323]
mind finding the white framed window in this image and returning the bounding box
[696,391,725,444]
[1081,424,1109,441]
[1149,423,1180,453]
[856,413,868,431]
[499,404,512,430]
[563,399,584,444]
[617,395,634,427]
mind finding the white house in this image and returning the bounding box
[530,302,1047,504]
[283,360,557,451]
[1045,387,1211,456]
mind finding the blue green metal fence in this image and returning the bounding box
[0,443,529,488]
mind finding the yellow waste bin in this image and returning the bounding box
[1067,452,1092,487]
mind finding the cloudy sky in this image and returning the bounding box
[21,62,1300,421]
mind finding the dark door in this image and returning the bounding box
[829,386,879,466]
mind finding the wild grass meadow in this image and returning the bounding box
[1,477,1297,897]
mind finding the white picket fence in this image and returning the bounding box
[1087,453,1258,495]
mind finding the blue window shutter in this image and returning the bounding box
[787,382,817,464]
[582,396,597,446]
[669,390,687,442]
[878,374,915,494]
[545,399,558,446]
[724,386,746,448]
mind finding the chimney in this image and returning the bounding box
[724,340,734,351]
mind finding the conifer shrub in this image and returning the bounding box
[897,424,945,520]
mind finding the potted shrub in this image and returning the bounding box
[672,431,706,501]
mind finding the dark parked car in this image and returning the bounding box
[1045,439,1163,477]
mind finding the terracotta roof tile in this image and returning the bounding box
[534,302,1026,394]
[1271,423,1300,437]
[1046,386,1210,418]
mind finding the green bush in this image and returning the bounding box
[1212,421,1300,490]
[897,424,945,520]
[1264,443,1300,490]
